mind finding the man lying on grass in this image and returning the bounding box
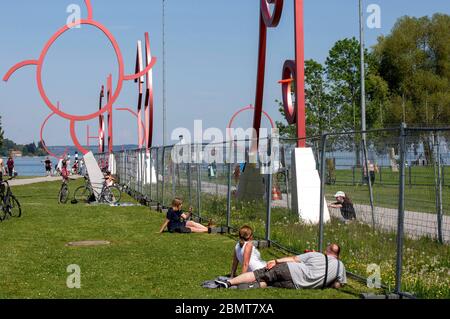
[159,198,210,233]
[215,244,346,290]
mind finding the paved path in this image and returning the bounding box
[8,175,82,187]
[197,179,450,243]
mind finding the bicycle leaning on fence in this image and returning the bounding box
[0,177,22,221]
[73,174,122,204]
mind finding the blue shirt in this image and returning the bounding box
[166,208,186,231]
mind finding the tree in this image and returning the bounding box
[326,37,390,161]
[374,14,450,161]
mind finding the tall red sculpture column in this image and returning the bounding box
[253,0,306,149]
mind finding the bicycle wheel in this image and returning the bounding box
[74,186,91,203]
[103,185,122,204]
[8,195,21,218]
[59,185,69,204]
[0,205,5,221]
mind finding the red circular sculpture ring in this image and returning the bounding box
[281,60,297,125]
[3,0,158,157]
[40,112,70,160]
[260,0,284,27]
[227,105,275,142]
[37,19,124,121]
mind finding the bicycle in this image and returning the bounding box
[0,177,22,221]
[73,174,122,205]
[58,178,70,204]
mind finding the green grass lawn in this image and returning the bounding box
[0,180,376,299]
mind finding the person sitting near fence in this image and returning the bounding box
[158,198,210,234]
[230,226,267,278]
[328,191,356,221]
[104,170,116,187]
[215,243,346,290]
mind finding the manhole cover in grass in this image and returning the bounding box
[66,240,111,247]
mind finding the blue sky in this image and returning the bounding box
[0,0,448,146]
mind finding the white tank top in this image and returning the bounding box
[235,241,267,272]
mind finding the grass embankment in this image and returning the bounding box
[0,179,375,299]
[199,194,450,299]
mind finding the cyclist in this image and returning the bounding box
[61,160,70,181]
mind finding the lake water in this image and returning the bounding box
[1,157,49,176]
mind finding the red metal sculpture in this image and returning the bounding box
[253,0,306,148]
[2,0,157,156]
[40,102,69,160]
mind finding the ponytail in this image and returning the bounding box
[238,225,253,248]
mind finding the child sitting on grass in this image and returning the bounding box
[158,198,209,234]
[230,225,267,278]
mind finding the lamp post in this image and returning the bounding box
[162,0,167,146]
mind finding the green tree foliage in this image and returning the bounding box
[277,38,389,159]
[0,139,47,157]
[374,14,450,127]
[276,14,449,161]
[374,14,450,161]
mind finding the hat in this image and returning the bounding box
[334,191,346,198]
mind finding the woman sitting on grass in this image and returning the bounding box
[159,198,209,234]
[230,226,267,278]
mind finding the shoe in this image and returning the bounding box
[215,280,230,289]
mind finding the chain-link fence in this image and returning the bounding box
[97,125,450,298]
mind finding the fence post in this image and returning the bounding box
[436,133,443,244]
[318,133,328,253]
[409,164,412,188]
[395,123,407,294]
[124,150,128,187]
[156,147,160,204]
[172,147,176,199]
[140,149,144,196]
[379,165,383,184]
[226,161,232,231]
[362,137,376,229]
[187,161,192,207]
[149,148,153,201]
[196,146,202,219]
[282,145,290,211]
[352,166,356,186]
[161,147,166,207]
[265,135,273,242]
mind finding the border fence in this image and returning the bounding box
[96,125,450,298]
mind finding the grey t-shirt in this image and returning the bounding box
[287,252,347,289]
